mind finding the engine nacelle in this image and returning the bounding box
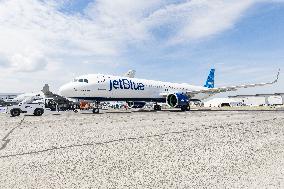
[166,93,189,108]
[127,101,146,109]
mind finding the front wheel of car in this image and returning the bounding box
[11,109,21,117]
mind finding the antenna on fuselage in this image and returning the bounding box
[124,70,136,78]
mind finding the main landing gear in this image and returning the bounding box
[154,103,162,111]
[181,104,190,112]
[92,101,100,114]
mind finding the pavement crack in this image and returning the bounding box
[0,117,25,151]
[1,120,277,159]
[0,129,191,159]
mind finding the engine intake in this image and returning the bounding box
[127,101,146,109]
[167,93,189,108]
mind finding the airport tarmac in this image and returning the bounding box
[0,110,284,188]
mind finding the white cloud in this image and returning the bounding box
[0,0,120,73]
[141,0,256,44]
[9,51,47,72]
[175,1,255,42]
[0,0,281,92]
[85,0,163,44]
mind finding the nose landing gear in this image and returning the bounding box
[92,108,100,114]
[92,101,100,114]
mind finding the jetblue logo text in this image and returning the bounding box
[109,79,145,91]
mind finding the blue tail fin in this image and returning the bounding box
[204,69,215,88]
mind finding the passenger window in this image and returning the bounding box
[84,79,88,83]
[79,79,83,82]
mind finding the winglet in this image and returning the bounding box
[272,68,280,84]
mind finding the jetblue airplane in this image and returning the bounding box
[59,69,279,113]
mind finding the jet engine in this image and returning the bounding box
[166,93,189,108]
[127,101,146,109]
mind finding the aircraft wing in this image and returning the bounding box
[186,69,280,98]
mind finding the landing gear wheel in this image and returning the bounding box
[93,108,100,114]
[187,106,191,111]
[181,105,190,112]
[11,109,21,117]
[154,105,161,111]
[34,108,44,116]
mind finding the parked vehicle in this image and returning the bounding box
[6,96,54,117]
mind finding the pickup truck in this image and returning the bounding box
[6,96,55,117]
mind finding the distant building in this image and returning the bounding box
[204,93,284,108]
[229,93,284,106]
[204,98,243,108]
[0,93,21,101]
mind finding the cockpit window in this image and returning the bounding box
[74,78,88,83]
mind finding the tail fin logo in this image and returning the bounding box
[204,69,215,88]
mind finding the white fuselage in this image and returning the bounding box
[59,74,210,101]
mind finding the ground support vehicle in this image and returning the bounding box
[6,97,53,117]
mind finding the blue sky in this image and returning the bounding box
[0,0,283,96]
